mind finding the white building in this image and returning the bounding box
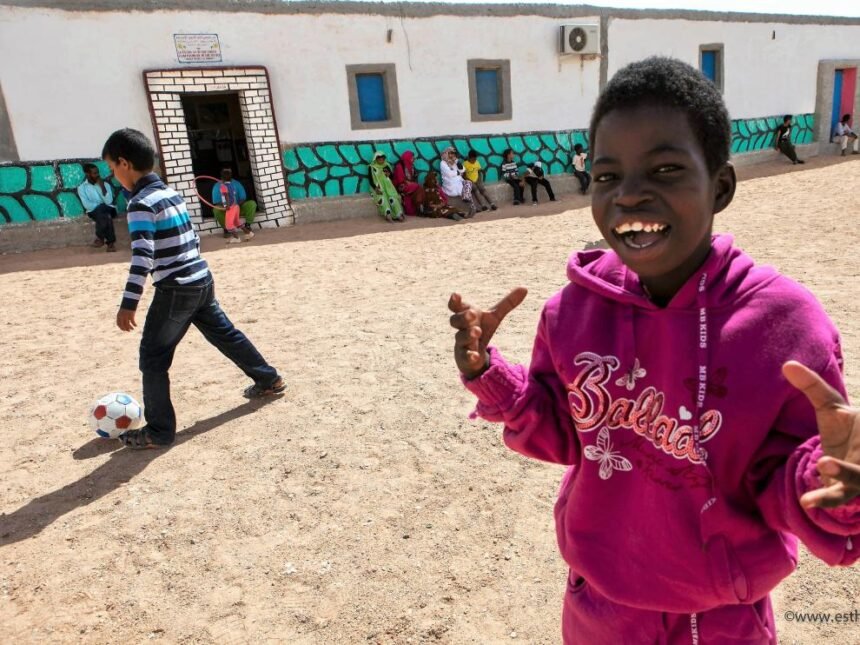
[0,1,858,241]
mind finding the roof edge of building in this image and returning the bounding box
[1,1,860,26]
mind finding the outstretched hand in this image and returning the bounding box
[448,287,527,379]
[783,361,860,509]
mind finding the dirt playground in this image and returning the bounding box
[1,157,859,644]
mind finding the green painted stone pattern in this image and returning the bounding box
[0,114,817,224]
[0,160,122,225]
[281,115,813,201]
[730,113,815,154]
[282,129,590,200]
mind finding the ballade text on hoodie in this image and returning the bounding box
[463,235,860,614]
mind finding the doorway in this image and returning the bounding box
[181,92,255,219]
[831,68,857,138]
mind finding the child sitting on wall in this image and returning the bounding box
[463,150,497,212]
[572,143,591,195]
[523,161,557,205]
[500,149,525,206]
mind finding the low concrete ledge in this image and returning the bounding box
[0,216,130,254]
[730,142,819,167]
[0,211,278,253]
[291,174,588,225]
[0,144,844,252]
[819,141,857,156]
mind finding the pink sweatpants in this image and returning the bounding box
[562,571,776,644]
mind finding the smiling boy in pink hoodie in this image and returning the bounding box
[449,57,860,643]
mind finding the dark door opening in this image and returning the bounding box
[181,93,255,219]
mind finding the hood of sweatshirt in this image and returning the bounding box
[565,235,778,430]
[532,234,845,614]
[567,234,767,310]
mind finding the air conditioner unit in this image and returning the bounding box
[560,24,600,55]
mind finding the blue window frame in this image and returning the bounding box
[699,45,723,91]
[468,59,511,122]
[356,73,388,122]
[701,51,717,83]
[476,68,501,115]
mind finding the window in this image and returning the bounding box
[699,44,724,92]
[346,64,401,130]
[468,59,512,122]
[356,73,387,122]
[476,69,501,115]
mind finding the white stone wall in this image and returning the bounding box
[1,5,859,162]
[0,6,601,159]
[607,18,860,119]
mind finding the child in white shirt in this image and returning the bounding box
[835,114,859,156]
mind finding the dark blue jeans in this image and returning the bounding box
[88,203,117,244]
[573,169,591,193]
[139,279,278,443]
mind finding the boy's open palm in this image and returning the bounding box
[448,288,527,379]
[783,361,860,509]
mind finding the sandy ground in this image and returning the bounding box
[1,157,859,645]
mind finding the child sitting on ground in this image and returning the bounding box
[449,57,860,644]
[572,143,591,195]
[423,171,464,221]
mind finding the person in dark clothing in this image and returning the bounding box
[524,161,557,205]
[774,115,805,165]
[500,149,525,205]
[104,128,285,450]
[77,163,118,251]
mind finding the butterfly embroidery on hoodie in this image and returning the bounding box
[584,427,633,479]
[615,358,647,391]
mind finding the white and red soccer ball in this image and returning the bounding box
[88,392,144,439]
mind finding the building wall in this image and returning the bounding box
[608,18,860,119]
[0,3,853,229]
[0,7,601,160]
[0,113,815,223]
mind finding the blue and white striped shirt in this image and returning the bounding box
[120,173,210,311]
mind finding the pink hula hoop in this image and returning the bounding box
[193,175,222,210]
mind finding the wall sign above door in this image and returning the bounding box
[174,34,222,64]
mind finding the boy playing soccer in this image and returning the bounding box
[449,58,860,643]
[103,129,285,450]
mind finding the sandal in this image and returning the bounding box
[118,427,168,450]
[243,376,287,399]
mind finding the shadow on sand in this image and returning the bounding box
[0,398,277,547]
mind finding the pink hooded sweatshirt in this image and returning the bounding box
[464,235,860,614]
